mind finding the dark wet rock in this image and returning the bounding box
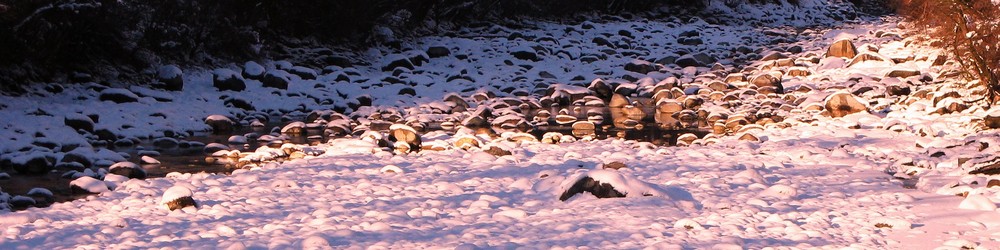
[109,162,147,179]
[26,188,54,207]
[99,88,140,103]
[156,65,184,91]
[205,115,236,134]
[624,60,657,74]
[427,46,451,58]
[223,97,255,111]
[559,177,625,201]
[9,195,35,210]
[12,154,54,175]
[213,69,247,92]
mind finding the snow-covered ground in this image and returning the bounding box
[2,1,1000,249]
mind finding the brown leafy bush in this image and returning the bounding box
[896,0,1000,105]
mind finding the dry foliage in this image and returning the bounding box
[896,0,1000,105]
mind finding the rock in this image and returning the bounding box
[609,94,630,108]
[12,154,54,175]
[483,146,512,157]
[511,50,538,61]
[624,60,657,74]
[676,54,702,67]
[885,69,921,78]
[213,69,247,92]
[156,65,184,91]
[760,51,788,61]
[556,169,666,201]
[426,46,451,58]
[242,61,265,80]
[261,70,292,89]
[559,177,625,201]
[824,91,868,118]
[988,179,1000,188]
[99,88,140,103]
[985,109,1000,129]
[26,188,54,207]
[70,176,109,194]
[205,115,236,134]
[389,124,421,153]
[223,97,255,111]
[64,113,94,132]
[161,186,197,211]
[750,74,783,94]
[152,137,179,148]
[826,39,858,58]
[8,196,35,210]
[109,161,147,179]
[602,161,627,170]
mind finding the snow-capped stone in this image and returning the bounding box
[557,169,668,201]
[261,70,292,89]
[161,186,197,211]
[213,69,247,92]
[70,176,109,194]
[64,113,94,132]
[156,65,184,91]
[99,88,140,103]
[140,155,160,165]
[958,194,997,211]
[109,161,147,179]
[26,188,54,207]
[824,91,868,118]
[242,61,265,79]
[205,115,236,133]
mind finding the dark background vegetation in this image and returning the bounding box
[0,0,881,90]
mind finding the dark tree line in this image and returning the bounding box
[0,0,823,88]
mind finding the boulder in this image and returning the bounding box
[824,91,868,118]
[389,124,421,153]
[12,153,54,175]
[624,60,657,74]
[26,188,54,207]
[750,74,783,94]
[161,186,197,211]
[556,169,667,201]
[70,176,109,194]
[885,69,921,78]
[213,69,247,92]
[156,65,184,91]
[64,113,94,132]
[242,61,265,80]
[426,46,451,58]
[986,109,1000,129]
[109,161,147,179]
[99,88,140,103]
[826,39,858,58]
[205,115,236,134]
[261,70,292,89]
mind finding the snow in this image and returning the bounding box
[69,176,109,193]
[160,186,193,204]
[0,2,998,249]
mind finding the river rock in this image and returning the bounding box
[99,88,140,103]
[826,39,858,58]
[986,109,1000,129]
[70,176,109,194]
[162,186,197,211]
[213,69,247,92]
[156,65,184,91]
[205,115,236,134]
[64,113,94,132]
[109,161,147,179]
[824,91,868,118]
